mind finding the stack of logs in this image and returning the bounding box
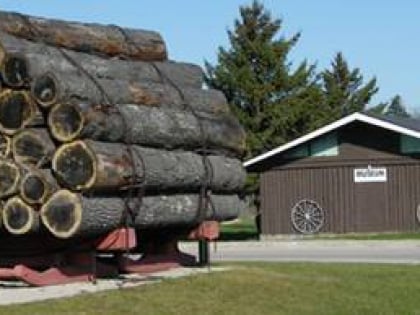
[0,11,246,242]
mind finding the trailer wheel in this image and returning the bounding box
[291,199,325,234]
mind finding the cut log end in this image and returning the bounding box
[2,197,37,235]
[41,189,82,239]
[20,171,54,205]
[1,54,29,88]
[0,160,20,197]
[53,141,96,190]
[0,134,10,158]
[31,73,58,107]
[48,103,84,142]
[0,90,35,134]
[12,129,54,165]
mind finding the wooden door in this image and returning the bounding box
[354,182,387,232]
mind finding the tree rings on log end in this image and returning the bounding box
[2,197,37,235]
[12,129,55,165]
[52,141,96,190]
[1,53,29,88]
[41,189,81,239]
[48,103,84,142]
[0,90,36,134]
[0,160,20,197]
[31,72,58,107]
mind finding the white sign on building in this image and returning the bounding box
[354,167,387,183]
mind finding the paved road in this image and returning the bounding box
[180,240,420,264]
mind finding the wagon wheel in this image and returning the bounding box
[291,199,325,234]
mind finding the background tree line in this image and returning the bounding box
[205,1,411,164]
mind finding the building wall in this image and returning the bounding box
[261,162,420,234]
[260,123,420,235]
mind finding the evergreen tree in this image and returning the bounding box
[365,102,387,115]
[385,95,410,118]
[321,52,378,119]
[205,1,323,158]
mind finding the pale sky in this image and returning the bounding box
[2,1,419,110]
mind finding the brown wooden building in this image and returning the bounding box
[245,112,420,235]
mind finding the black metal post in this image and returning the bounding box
[198,240,210,266]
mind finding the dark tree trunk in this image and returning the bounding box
[0,89,37,134]
[0,32,202,88]
[20,168,58,205]
[52,140,246,193]
[0,160,20,198]
[48,103,245,156]
[0,11,167,61]
[12,128,55,166]
[40,189,243,239]
[2,197,39,235]
[31,72,228,113]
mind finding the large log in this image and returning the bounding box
[0,11,167,61]
[31,71,228,113]
[2,197,39,235]
[12,129,55,166]
[0,32,202,88]
[0,160,20,198]
[48,103,245,155]
[41,189,242,239]
[0,89,37,134]
[52,140,246,193]
[20,169,58,205]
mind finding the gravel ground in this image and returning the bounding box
[0,266,226,306]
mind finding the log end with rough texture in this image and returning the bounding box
[31,72,58,107]
[0,134,10,158]
[41,189,82,239]
[2,197,37,235]
[12,129,55,165]
[0,160,20,197]
[20,170,56,205]
[53,141,96,190]
[48,103,84,142]
[0,90,35,134]
[1,53,28,87]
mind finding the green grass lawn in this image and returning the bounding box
[219,217,420,241]
[3,262,420,315]
[312,231,420,241]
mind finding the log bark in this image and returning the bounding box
[0,11,167,61]
[52,140,246,193]
[12,129,55,166]
[31,72,228,113]
[2,196,39,235]
[0,89,37,134]
[0,160,20,197]
[0,32,202,88]
[41,189,242,239]
[48,103,245,156]
[20,169,58,205]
